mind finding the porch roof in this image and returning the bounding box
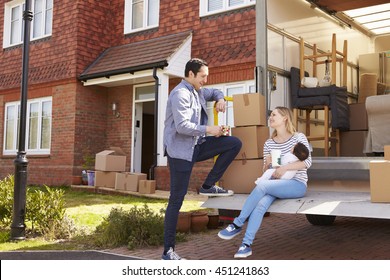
[79,31,192,81]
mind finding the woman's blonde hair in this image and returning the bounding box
[271,106,296,138]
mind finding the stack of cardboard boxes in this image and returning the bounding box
[94,147,155,194]
[369,146,390,202]
[220,93,270,193]
[94,147,126,189]
[340,102,368,156]
[340,73,381,156]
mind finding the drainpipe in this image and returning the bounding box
[149,67,159,180]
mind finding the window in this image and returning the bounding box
[135,84,155,101]
[3,97,52,155]
[200,0,255,17]
[3,0,53,48]
[124,0,160,34]
[205,81,255,127]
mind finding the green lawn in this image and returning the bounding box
[0,187,204,251]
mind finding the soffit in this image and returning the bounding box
[79,31,192,81]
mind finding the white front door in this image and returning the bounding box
[132,84,155,173]
[133,103,143,172]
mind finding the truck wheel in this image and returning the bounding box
[305,214,336,225]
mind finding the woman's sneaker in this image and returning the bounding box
[234,244,252,258]
[161,247,185,260]
[199,185,234,196]
[218,224,241,240]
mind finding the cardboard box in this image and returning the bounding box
[385,146,390,160]
[115,172,147,192]
[139,180,156,194]
[348,103,368,131]
[233,93,267,126]
[95,147,126,172]
[220,159,263,194]
[369,160,390,202]
[358,73,377,104]
[94,171,116,188]
[231,126,269,159]
[340,130,367,156]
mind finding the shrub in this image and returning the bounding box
[0,230,10,242]
[26,186,77,239]
[94,204,167,250]
[0,175,76,239]
[0,175,14,227]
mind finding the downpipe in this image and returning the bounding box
[148,67,159,180]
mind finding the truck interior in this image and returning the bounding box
[203,0,390,225]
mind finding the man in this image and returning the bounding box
[162,58,242,260]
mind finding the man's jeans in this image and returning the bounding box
[164,136,242,251]
[233,179,307,246]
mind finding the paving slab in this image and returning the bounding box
[109,213,390,260]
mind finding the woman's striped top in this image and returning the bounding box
[263,132,312,185]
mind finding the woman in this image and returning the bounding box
[218,106,312,258]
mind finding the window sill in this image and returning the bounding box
[200,4,255,19]
[2,154,51,159]
[124,27,158,39]
[3,35,52,51]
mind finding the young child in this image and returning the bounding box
[255,142,309,183]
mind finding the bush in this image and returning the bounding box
[0,175,14,227]
[94,204,167,250]
[0,175,76,239]
[26,186,77,239]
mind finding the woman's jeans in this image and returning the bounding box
[164,136,241,251]
[233,179,306,246]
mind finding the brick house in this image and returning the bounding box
[0,0,257,192]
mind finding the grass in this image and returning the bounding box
[0,186,204,251]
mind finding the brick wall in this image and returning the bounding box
[75,0,116,75]
[0,1,256,189]
[0,81,73,185]
[1,0,256,89]
[0,81,133,185]
[97,0,256,76]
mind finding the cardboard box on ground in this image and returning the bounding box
[115,172,147,192]
[95,171,116,188]
[221,93,269,194]
[369,146,390,202]
[94,147,148,192]
[139,180,156,194]
[95,147,126,172]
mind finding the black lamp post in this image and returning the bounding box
[11,0,33,240]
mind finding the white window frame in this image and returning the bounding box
[205,80,255,127]
[3,0,53,48]
[124,0,160,34]
[200,0,255,17]
[3,97,52,156]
